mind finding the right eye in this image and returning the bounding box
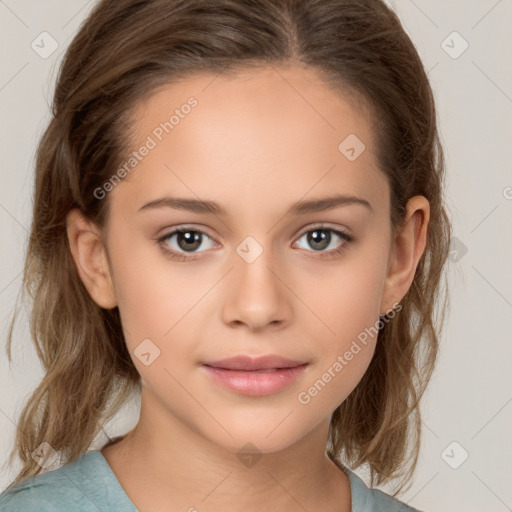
[157,226,218,261]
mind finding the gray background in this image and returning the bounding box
[1,1,511,510]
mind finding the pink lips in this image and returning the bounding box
[201,355,308,396]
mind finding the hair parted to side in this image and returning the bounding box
[4,0,451,494]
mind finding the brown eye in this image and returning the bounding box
[294,226,352,258]
[158,227,218,261]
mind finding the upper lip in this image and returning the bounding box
[202,355,308,371]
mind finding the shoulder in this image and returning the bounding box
[347,469,426,512]
[0,450,133,512]
[0,466,92,512]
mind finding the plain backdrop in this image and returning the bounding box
[1,1,511,510]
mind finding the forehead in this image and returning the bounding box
[113,65,388,217]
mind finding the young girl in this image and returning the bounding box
[0,0,451,510]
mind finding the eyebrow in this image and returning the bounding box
[138,193,373,216]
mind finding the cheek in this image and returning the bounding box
[299,245,387,401]
[109,236,191,329]
[109,241,213,375]
[312,248,387,339]
[296,286,383,414]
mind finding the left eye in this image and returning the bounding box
[294,227,351,253]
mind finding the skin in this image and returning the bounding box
[67,64,429,512]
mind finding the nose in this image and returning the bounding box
[221,246,291,332]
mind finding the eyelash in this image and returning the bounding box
[156,224,353,262]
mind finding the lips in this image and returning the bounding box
[202,354,308,371]
[201,354,309,396]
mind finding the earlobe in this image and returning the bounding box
[380,195,430,315]
[66,209,118,309]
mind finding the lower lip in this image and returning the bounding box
[201,364,308,396]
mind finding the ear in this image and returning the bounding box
[380,195,430,315]
[66,209,118,309]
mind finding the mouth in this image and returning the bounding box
[201,355,309,396]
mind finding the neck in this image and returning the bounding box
[101,387,351,512]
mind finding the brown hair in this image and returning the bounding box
[4,0,451,495]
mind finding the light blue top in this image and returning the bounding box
[0,450,423,511]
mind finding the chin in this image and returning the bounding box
[197,414,317,457]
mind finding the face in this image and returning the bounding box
[74,65,412,454]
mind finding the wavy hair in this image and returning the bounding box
[4,0,451,494]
